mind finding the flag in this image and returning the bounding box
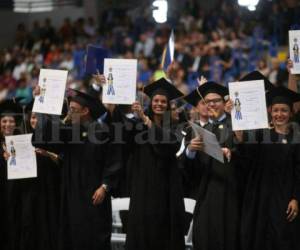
[85,45,110,75]
[161,30,175,72]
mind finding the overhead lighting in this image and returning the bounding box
[152,0,168,23]
[238,0,259,11]
[14,0,53,13]
[248,5,256,11]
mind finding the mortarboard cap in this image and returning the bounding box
[184,87,205,107]
[0,100,23,116]
[85,45,110,75]
[0,99,23,125]
[68,89,107,120]
[144,77,184,100]
[239,71,275,91]
[196,81,229,100]
[266,86,300,109]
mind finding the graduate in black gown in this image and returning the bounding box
[125,78,186,250]
[1,100,61,250]
[182,82,242,250]
[27,108,61,250]
[33,87,122,250]
[180,87,209,199]
[0,100,23,250]
[240,86,300,250]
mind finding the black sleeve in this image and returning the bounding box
[87,85,102,99]
[149,124,180,158]
[293,144,300,202]
[32,113,71,153]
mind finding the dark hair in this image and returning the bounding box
[146,94,172,127]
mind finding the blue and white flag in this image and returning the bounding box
[161,30,175,72]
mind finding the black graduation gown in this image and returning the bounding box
[0,144,8,250]
[5,160,38,250]
[35,116,122,250]
[182,115,242,250]
[179,121,209,200]
[4,140,60,250]
[125,120,185,250]
[240,128,300,250]
[33,154,61,250]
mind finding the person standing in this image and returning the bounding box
[125,78,186,250]
[33,87,122,250]
[182,81,241,250]
[240,86,300,250]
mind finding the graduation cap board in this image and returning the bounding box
[143,77,184,101]
[266,86,300,109]
[0,100,23,117]
[239,71,275,92]
[85,45,110,75]
[184,81,229,107]
[68,89,107,120]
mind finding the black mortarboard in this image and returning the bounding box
[68,89,107,120]
[239,71,275,91]
[0,100,23,116]
[0,99,23,125]
[144,77,184,100]
[266,86,300,109]
[195,81,229,100]
[183,87,203,107]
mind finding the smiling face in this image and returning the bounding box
[151,94,168,116]
[204,93,225,119]
[0,116,16,136]
[271,103,292,127]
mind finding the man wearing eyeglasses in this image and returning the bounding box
[181,81,242,250]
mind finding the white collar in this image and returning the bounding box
[208,113,226,124]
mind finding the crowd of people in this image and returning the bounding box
[0,0,299,105]
[0,0,300,250]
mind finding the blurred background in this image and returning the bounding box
[0,0,299,105]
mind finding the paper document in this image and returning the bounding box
[190,123,224,163]
[229,80,268,131]
[102,59,137,105]
[33,69,68,115]
[5,134,37,180]
[289,30,300,74]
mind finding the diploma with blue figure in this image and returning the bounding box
[33,69,68,115]
[5,134,37,180]
[289,30,300,74]
[229,80,269,131]
[102,59,137,105]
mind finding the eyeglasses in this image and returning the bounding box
[204,98,223,105]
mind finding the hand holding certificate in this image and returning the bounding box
[102,59,137,105]
[33,69,68,115]
[229,80,268,131]
[190,122,224,163]
[5,134,37,180]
